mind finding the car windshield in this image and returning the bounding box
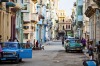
[70,40,75,43]
[3,42,18,49]
[69,39,79,43]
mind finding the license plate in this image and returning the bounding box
[76,48,80,50]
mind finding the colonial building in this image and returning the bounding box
[57,10,72,38]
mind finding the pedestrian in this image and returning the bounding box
[8,37,13,42]
[0,44,3,58]
[81,38,86,49]
[88,41,94,60]
[13,37,19,42]
[26,40,30,48]
[36,40,38,48]
[62,37,64,46]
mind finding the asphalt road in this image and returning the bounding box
[0,41,87,66]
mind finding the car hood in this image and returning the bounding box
[2,49,19,52]
[69,43,81,47]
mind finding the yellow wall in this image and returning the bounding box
[0,3,11,42]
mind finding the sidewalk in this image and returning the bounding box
[52,40,61,42]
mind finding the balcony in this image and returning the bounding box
[77,0,83,6]
[0,0,8,2]
[76,21,83,28]
[31,13,39,22]
[21,4,29,12]
[77,15,83,21]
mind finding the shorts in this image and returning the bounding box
[88,50,93,56]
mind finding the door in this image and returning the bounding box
[19,43,32,58]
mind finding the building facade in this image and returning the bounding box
[57,10,72,38]
[75,0,83,38]
[85,0,99,43]
[0,0,22,42]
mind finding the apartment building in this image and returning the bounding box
[22,0,38,43]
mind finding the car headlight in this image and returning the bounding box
[13,52,16,55]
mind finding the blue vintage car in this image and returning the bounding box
[64,38,83,52]
[0,42,32,63]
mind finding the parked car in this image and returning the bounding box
[0,42,32,63]
[64,38,83,52]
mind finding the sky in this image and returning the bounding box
[58,0,76,16]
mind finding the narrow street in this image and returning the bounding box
[0,41,87,66]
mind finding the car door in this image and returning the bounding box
[19,43,32,58]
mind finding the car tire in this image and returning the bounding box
[15,55,19,64]
[80,50,83,53]
[19,58,22,62]
[0,59,1,64]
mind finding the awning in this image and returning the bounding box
[6,2,15,7]
[0,0,8,2]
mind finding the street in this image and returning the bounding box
[0,41,87,66]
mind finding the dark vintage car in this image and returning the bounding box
[64,38,83,52]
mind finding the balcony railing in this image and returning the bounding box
[31,13,39,22]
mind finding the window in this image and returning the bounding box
[66,25,67,29]
[69,25,70,29]
[63,19,64,22]
[22,4,27,10]
[24,0,28,3]
[63,26,64,30]
[61,13,62,16]
[24,33,28,39]
[23,26,29,29]
[78,6,83,15]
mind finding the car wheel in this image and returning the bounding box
[0,59,2,64]
[15,57,19,64]
[79,50,82,53]
[15,55,19,64]
[19,58,22,62]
